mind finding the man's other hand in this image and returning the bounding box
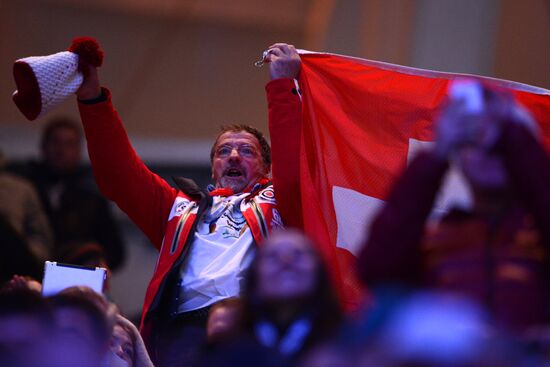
[76,64,102,101]
[267,43,301,80]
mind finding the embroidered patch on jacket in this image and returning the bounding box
[271,208,284,229]
[169,196,192,220]
[257,186,277,205]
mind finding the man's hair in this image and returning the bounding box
[41,117,82,149]
[210,124,271,167]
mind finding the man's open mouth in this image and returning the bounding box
[225,168,244,178]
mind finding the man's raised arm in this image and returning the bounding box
[265,43,304,229]
[76,65,177,249]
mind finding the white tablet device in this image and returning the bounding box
[42,261,107,297]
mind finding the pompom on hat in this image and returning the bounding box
[12,37,104,121]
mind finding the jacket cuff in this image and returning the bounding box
[78,87,111,105]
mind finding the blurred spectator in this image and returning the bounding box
[10,117,125,271]
[192,298,246,366]
[193,230,342,367]
[522,325,550,366]
[206,297,244,345]
[1,280,155,367]
[48,287,114,339]
[354,292,520,367]
[241,229,343,364]
[47,286,155,367]
[46,286,116,367]
[359,81,550,333]
[1,282,119,367]
[0,150,52,281]
[0,215,43,283]
[0,287,53,367]
[2,275,42,294]
[298,342,354,367]
[106,314,154,367]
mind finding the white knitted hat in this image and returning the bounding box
[12,37,103,121]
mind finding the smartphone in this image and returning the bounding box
[42,261,107,296]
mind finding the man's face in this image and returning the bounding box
[212,131,268,193]
[42,127,81,173]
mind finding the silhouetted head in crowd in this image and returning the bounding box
[436,83,539,200]
[243,229,342,342]
[250,230,334,303]
[207,297,244,344]
[41,117,82,174]
[0,287,53,360]
[354,292,515,367]
[47,286,116,367]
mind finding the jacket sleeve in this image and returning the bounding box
[266,78,303,229]
[77,88,178,250]
[357,152,448,286]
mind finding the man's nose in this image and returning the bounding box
[229,148,241,160]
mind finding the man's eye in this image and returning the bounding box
[217,147,231,156]
[240,147,254,156]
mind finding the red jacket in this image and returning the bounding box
[78,78,302,340]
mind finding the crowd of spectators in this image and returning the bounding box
[1,46,549,366]
[7,117,125,272]
[1,227,549,366]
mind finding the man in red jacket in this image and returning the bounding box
[75,44,302,366]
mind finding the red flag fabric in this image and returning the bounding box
[296,51,550,310]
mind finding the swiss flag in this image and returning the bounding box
[295,51,550,310]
